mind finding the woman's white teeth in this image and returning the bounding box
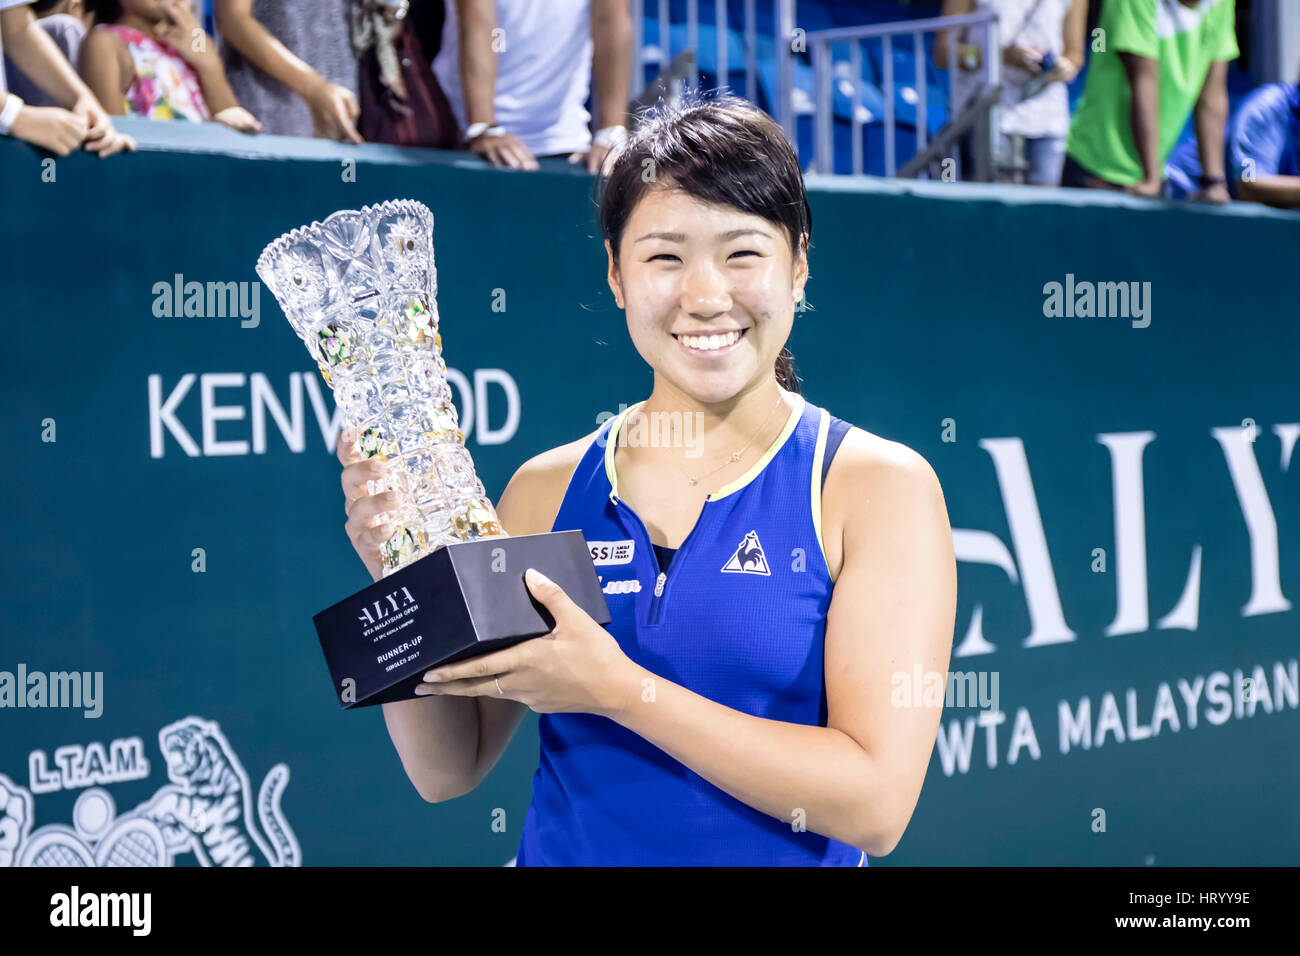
[680,329,742,351]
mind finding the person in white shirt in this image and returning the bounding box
[433,0,632,172]
[0,0,132,154]
[3,0,89,107]
[936,0,1087,185]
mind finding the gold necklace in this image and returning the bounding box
[681,394,787,487]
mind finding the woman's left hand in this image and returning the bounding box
[568,144,613,175]
[213,106,262,133]
[416,568,637,717]
[1003,44,1045,73]
[70,94,109,142]
[1049,55,1079,85]
[71,96,136,156]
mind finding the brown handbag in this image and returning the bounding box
[357,24,460,149]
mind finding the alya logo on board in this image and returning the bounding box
[0,716,300,867]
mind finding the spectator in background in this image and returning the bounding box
[3,0,90,106]
[215,0,362,143]
[80,0,259,129]
[434,0,631,172]
[1063,0,1237,198]
[935,0,1088,185]
[1228,77,1300,209]
[1165,74,1300,209]
[351,0,458,148]
[0,0,132,154]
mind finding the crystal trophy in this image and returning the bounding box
[256,199,609,709]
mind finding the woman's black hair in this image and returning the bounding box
[84,0,123,25]
[597,90,811,394]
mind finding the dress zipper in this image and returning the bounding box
[610,491,709,626]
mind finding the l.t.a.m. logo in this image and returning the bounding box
[358,586,416,627]
[722,531,771,575]
[0,716,299,867]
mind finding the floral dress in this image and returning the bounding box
[99,24,210,122]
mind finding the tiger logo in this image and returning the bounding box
[0,716,299,867]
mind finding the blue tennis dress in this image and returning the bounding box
[515,392,866,866]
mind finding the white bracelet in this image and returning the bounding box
[0,93,25,136]
[465,122,505,141]
[592,125,627,149]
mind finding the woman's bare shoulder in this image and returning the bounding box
[832,424,937,479]
[821,423,947,579]
[495,425,606,537]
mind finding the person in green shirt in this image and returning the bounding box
[1062,0,1238,199]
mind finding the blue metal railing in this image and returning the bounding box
[628,2,1001,180]
[806,10,999,176]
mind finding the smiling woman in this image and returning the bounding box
[598,95,809,400]
[339,90,957,867]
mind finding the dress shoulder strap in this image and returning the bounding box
[820,415,853,493]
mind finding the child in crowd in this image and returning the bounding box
[79,0,259,130]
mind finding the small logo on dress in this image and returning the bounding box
[589,540,635,566]
[600,578,642,594]
[721,531,770,576]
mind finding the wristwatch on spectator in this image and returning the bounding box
[0,93,25,136]
[1199,174,1227,188]
[593,125,628,149]
[465,122,505,142]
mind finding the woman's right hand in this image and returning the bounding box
[339,428,398,582]
[467,130,539,170]
[9,106,87,156]
[306,78,363,144]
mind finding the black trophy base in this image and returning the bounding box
[312,530,610,709]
